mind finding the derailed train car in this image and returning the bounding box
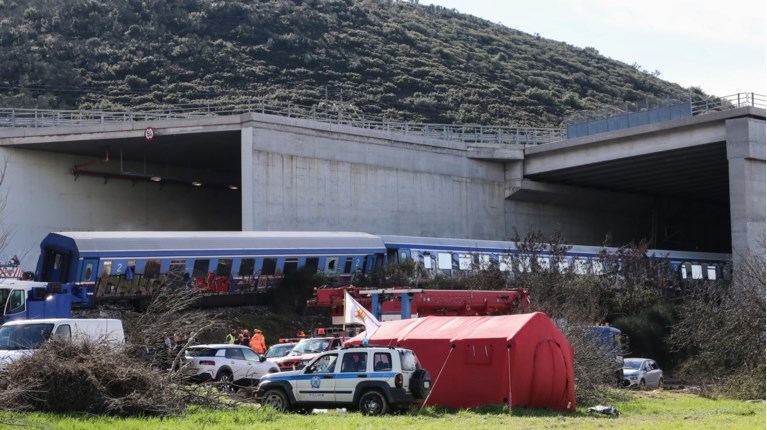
[33,231,730,307]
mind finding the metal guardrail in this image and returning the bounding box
[0,100,566,145]
[0,92,761,145]
[691,92,766,116]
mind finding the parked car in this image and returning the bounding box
[622,357,663,389]
[182,344,279,391]
[265,342,298,360]
[257,345,432,415]
[269,336,343,371]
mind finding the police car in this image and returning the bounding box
[256,345,431,415]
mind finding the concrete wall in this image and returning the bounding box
[0,147,240,268]
[241,115,506,239]
[503,193,650,245]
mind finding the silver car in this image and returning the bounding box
[183,344,279,391]
[622,358,663,389]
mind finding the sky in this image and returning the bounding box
[424,0,766,98]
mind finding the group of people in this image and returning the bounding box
[226,328,266,354]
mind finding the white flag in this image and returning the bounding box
[344,291,381,338]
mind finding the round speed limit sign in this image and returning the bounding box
[144,127,155,142]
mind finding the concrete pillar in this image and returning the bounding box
[726,117,766,261]
[241,126,254,231]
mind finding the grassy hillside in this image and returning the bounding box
[0,0,704,126]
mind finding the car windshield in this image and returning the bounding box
[266,344,295,358]
[623,359,643,370]
[0,323,55,350]
[290,338,330,355]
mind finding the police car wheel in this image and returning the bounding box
[359,390,388,416]
[261,388,289,412]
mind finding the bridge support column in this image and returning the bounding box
[726,117,765,262]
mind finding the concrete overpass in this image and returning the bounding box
[0,101,762,267]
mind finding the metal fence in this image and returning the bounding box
[564,92,764,139]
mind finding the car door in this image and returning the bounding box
[224,347,249,384]
[336,351,369,404]
[645,360,661,387]
[240,348,269,383]
[295,353,338,404]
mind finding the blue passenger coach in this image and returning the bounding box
[34,231,731,307]
[35,231,387,304]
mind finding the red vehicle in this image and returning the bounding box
[307,286,530,325]
[269,336,344,371]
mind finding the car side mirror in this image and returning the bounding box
[260,355,266,362]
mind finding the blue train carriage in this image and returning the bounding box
[379,235,520,275]
[34,231,388,306]
[379,235,610,276]
[378,235,731,281]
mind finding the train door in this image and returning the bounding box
[41,248,70,283]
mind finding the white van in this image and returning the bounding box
[0,318,124,368]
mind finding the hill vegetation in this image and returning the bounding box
[0,0,705,126]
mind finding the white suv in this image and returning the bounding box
[257,345,431,415]
[182,344,279,391]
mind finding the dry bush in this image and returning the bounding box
[120,288,228,370]
[669,246,765,400]
[0,289,236,416]
[0,338,223,416]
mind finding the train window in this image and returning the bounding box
[518,255,531,273]
[305,257,320,271]
[145,260,161,279]
[343,258,352,274]
[691,264,703,279]
[573,257,589,275]
[284,258,298,275]
[591,259,604,275]
[239,258,255,276]
[326,258,338,273]
[54,254,62,270]
[707,265,717,280]
[536,256,550,271]
[459,254,472,270]
[165,260,187,288]
[478,254,491,270]
[398,249,412,262]
[100,261,112,281]
[499,255,513,272]
[437,253,452,270]
[423,253,432,269]
[262,258,277,276]
[556,257,569,273]
[193,259,210,278]
[216,259,233,277]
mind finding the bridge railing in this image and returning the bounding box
[0,100,567,145]
[0,92,761,144]
[691,92,766,116]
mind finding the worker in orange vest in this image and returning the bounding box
[250,329,266,354]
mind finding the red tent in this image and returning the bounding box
[345,312,575,412]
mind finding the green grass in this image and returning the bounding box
[0,391,763,430]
